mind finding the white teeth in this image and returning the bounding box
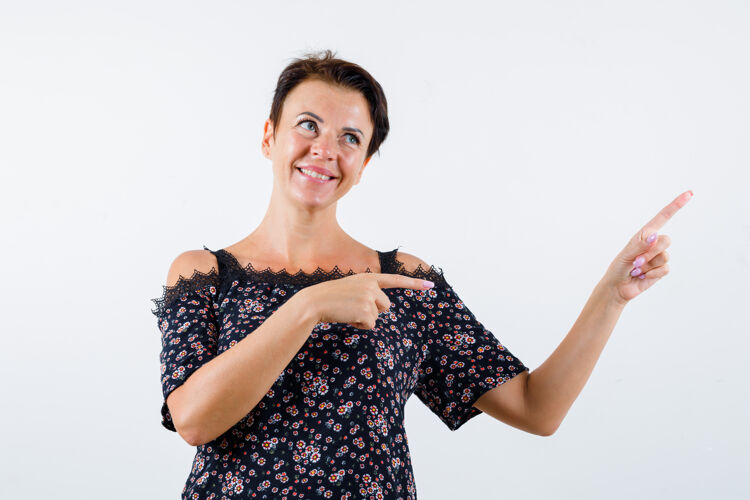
[299,168,332,180]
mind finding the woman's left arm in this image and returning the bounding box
[476,190,694,436]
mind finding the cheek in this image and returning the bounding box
[342,155,365,178]
[272,137,298,163]
[285,134,310,156]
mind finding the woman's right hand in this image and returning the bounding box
[298,273,435,330]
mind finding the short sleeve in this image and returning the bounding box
[413,281,529,431]
[150,269,221,432]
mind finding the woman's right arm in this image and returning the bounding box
[168,286,319,446]
[163,250,431,446]
[162,250,320,446]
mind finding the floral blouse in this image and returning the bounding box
[151,246,529,499]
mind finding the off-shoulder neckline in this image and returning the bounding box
[210,245,447,288]
[151,245,448,317]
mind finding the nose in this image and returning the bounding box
[310,132,336,161]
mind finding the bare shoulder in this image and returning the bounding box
[166,249,219,287]
[394,250,433,273]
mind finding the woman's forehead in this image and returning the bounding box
[283,80,372,128]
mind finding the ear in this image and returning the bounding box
[261,119,275,160]
[354,156,372,185]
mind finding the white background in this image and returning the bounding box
[2,1,748,498]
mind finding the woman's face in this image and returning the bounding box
[262,78,374,210]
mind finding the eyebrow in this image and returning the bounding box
[298,111,364,138]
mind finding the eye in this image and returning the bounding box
[297,119,317,132]
[345,133,360,145]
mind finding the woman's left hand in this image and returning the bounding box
[600,190,694,306]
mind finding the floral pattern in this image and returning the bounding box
[151,246,529,499]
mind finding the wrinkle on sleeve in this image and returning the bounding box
[150,269,221,432]
[413,280,529,431]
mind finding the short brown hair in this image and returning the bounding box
[269,49,389,159]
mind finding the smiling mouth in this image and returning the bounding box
[295,167,336,181]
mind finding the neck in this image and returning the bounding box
[246,193,353,267]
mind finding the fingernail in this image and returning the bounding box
[633,256,645,267]
[423,280,434,288]
[647,232,658,244]
[638,274,646,280]
[631,267,642,276]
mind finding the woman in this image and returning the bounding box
[151,49,692,499]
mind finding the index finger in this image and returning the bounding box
[372,273,435,290]
[642,190,694,233]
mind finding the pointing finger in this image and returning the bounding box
[641,190,693,235]
[372,273,435,290]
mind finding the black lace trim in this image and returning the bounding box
[150,266,220,318]
[150,246,450,318]
[215,246,449,288]
[387,252,448,288]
